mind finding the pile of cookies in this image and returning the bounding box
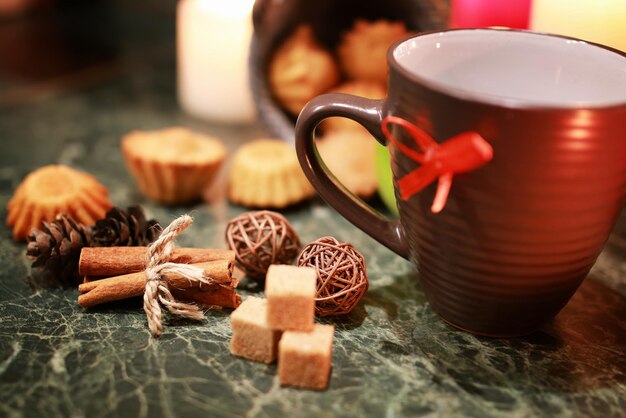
[124,129,314,209]
[6,129,314,249]
[230,265,335,390]
[269,20,410,114]
[269,19,411,200]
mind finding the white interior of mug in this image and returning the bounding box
[393,29,626,107]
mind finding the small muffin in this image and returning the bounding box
[6,165,112,241]
[269,25,340,116]
[338,19,410,85]
[321,80,386,133]
[229,139,314,208]
[316,130,378,199]
[121,127,227,205]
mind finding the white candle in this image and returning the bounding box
[177,0,256,124]
[531,0,626,52]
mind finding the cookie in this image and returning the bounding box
[269,25,340,116]
[338,19,410,85]
[229,139,314,208]
[315,130,378,199]
[321,80,386,134]
[121,127,227,205]
[6,165,112,241]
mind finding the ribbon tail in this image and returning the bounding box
[398,165,440,200]
[431,173,453,213]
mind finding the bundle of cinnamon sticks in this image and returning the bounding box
[77,247,241,309]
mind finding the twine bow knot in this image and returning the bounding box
[381,116,493,213]
[144,215,215,337]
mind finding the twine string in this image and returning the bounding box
[143,214,215,338]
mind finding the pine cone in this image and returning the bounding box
[26,214,92,285]
[92,206,160,247]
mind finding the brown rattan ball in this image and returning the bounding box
[225,210,301,281]
[297,236,368,316]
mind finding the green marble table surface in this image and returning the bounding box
[1,3,626,418]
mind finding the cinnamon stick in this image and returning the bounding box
[172,287,241,309]
[79,247,235,277]
[78,260,235,308]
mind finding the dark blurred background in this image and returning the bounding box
[0,0,175,108]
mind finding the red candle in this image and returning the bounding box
[450,0,531,29]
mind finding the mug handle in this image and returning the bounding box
[295,93,410,259]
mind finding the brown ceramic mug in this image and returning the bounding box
[295,29,626,337]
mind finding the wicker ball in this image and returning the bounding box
[225,210,301,280]
[297,236,368,316]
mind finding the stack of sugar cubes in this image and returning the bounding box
[230,265,335,390]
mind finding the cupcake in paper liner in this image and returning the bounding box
[229,139,314,208]
[121,127,227,205]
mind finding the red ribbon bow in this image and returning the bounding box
[381,116,493,213]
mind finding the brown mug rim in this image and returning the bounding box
[387,28,626,111]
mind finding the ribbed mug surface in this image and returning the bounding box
[389,56,626,336]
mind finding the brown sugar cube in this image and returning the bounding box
[230,296,281,363]
[265,265,316,331]
[278,324,335,390]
